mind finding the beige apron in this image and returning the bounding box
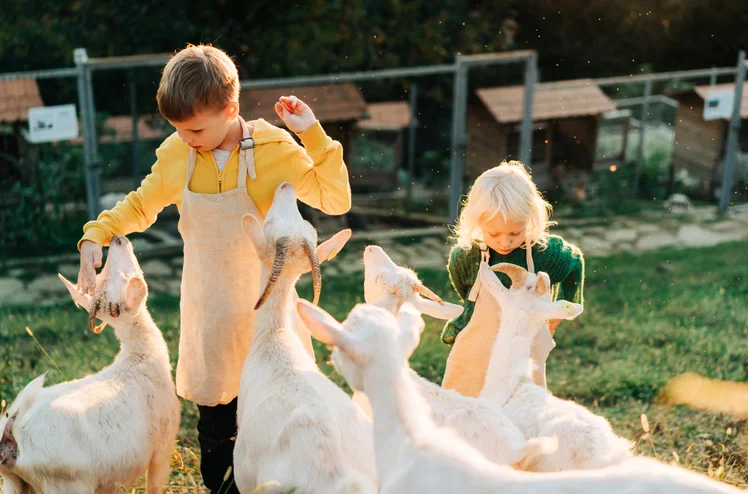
[441,243,555,397]
[176,117,312,406]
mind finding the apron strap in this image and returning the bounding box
[468,243,490,302]
[237,116,257,182]
[525,237,535,275]
[184,149,198,192]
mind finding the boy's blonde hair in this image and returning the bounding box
[453,160,555,250]
[157,44,239,123]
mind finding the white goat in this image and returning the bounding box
[233,182,377,494]
[478,261,632,471]
[0,236,180,494]
[297,300,741,494]
[360,245,555,468]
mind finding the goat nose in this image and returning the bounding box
[280,182,292,190]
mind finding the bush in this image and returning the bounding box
[1,144,88,259]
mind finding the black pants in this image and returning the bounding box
[197,398,240,494]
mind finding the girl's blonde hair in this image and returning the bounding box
[453,160,555,250]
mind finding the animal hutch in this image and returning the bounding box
[466,79,616,191]
[669,83,748,194]
[0,78,45,252]
[353,101,414,193]
[0,78,43,189]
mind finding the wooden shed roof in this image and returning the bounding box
[356,102,414,130]
[0,78,43,123]
[239,83,368,126]
[476,79,615,124]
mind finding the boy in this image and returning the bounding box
[76,44,351,493]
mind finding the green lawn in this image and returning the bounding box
[1,241,747,491]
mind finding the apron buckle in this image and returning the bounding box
[239,136,256,150]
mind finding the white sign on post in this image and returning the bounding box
[27,104,79,143]
[703,90,735,121]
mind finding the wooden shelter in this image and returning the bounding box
[353,101,414,190]
[669,83,748,188]
[466,79,615,190]
[0,78,44,183]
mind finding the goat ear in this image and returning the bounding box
[397,302,425,358]
[296,299,356,354]
[542,300,583,321]
[241,213,269,258]
[411,296,464,320]
[536,272,551,295]
[479,261,507,298]
[58,273,93,312]
[316,229,352,264]
[122,277,148,313]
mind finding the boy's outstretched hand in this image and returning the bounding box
[78,240,103,295]
[274,95,316,134]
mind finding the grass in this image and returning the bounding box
[1,241,747,491]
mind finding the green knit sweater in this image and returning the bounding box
[442,235,585,345]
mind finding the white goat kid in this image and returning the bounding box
[478,261,632,471]
[0,236,180,494]
[360,245,554,468]
[363,245,464,319]
[233,182,377,494]
[297,300,740,494]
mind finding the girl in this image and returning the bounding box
[441,161,584,397]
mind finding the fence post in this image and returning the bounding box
[128,70,140,190]
[74,48,101,220]
[406,82,418,206]
[632,79,652,199]
[719,50,746,212]
[519,52,537,166]
[449,57,469,223]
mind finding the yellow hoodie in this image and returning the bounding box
[79,118,351,249]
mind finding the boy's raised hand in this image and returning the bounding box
[274,95,316,134]
[78,240,103,295]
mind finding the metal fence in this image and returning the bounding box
[1,48,746,231]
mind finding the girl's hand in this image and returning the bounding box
[547,319,561,336]
[274,96,316,134]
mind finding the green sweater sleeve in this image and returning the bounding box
[546,237,585,306]
[447,245,476,301]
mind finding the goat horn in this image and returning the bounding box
[303,240,322,305]
[255,237,290,310]
[491,263,527,288]
[413,282,445,306]
[88,299,107,334]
